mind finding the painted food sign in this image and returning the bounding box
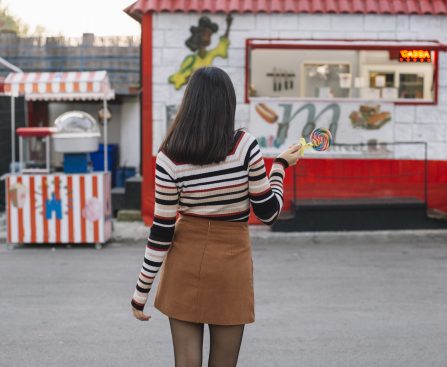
[249,98,394,157]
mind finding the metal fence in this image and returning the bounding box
[0,34,140,95]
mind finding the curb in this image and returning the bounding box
[111,220,447,245]
[2,219,447,245]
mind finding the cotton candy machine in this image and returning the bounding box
[52,111,100,153]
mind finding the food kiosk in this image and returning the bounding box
[124,1,447,220]
[4,71,114,247]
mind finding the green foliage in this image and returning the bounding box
[0,0,29,35]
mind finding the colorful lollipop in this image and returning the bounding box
[310,128,332,151]
[297,128,332,156]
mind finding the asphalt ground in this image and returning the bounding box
[1,227,447,367]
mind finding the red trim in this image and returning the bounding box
[17,176,24,243]
[141,12,155,222]
[140,273,155,280]
[42,176,49,243]
[247,38,447,48]
[228,131,245,154]
[186,181,247,193]
[16,127,54,137]
[247,39,447,51]
[245,38,442,105]
[6,177,11,243]
[67,176,74,243]
[146,245,168,251]
[29,177,36,243]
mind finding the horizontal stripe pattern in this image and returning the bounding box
[131,130,287,310]
[132,151,179,311]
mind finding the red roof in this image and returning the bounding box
[125,0,447,20]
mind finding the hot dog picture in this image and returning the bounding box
[255,103,278,124]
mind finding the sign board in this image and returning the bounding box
[249,98,395,157]
[399,49,431,63]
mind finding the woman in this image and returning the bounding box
[131,66,301,367]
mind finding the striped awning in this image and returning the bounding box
[4,70,115,101]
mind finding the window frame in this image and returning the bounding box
[245,38,444,105]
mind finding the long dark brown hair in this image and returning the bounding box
[160,66,241,165]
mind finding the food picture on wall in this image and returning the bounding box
[82,197,103,222]
[9,182,27,209]
[349,105,391,130]
[168,14,233,90]
[249,99,394,156]
[255,103,278,124]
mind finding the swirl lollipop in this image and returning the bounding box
[298,128,332,156]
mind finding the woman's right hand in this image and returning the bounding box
[277,142,302,167]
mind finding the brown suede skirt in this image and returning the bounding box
[153,213,255,325]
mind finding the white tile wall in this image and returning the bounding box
[152,13,447,160]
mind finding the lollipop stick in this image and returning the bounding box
[297,137,313,157]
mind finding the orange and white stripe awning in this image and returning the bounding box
[4,70,115,101]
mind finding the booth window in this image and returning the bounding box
[246,40,443,104]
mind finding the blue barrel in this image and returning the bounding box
[63,153,89,173]
[115,166,137,187]
[89,144,119,186]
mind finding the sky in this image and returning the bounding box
[3,0,140,36]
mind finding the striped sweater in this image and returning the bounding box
[131,130,289,311]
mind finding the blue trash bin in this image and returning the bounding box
[90,144,119,186]
[63,153,89,173]
[115,166,137,188]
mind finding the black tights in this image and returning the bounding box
[168,317,245,367]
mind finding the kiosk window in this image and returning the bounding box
[303,63,351,98]
[247,44,438,104]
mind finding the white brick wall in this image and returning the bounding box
[152,13,447,160]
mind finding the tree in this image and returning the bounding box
[0,1,48,36]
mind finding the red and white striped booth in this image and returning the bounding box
[6,173,112,244]
[4,70,114,245]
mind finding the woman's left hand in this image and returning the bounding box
[131,306,151,321]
